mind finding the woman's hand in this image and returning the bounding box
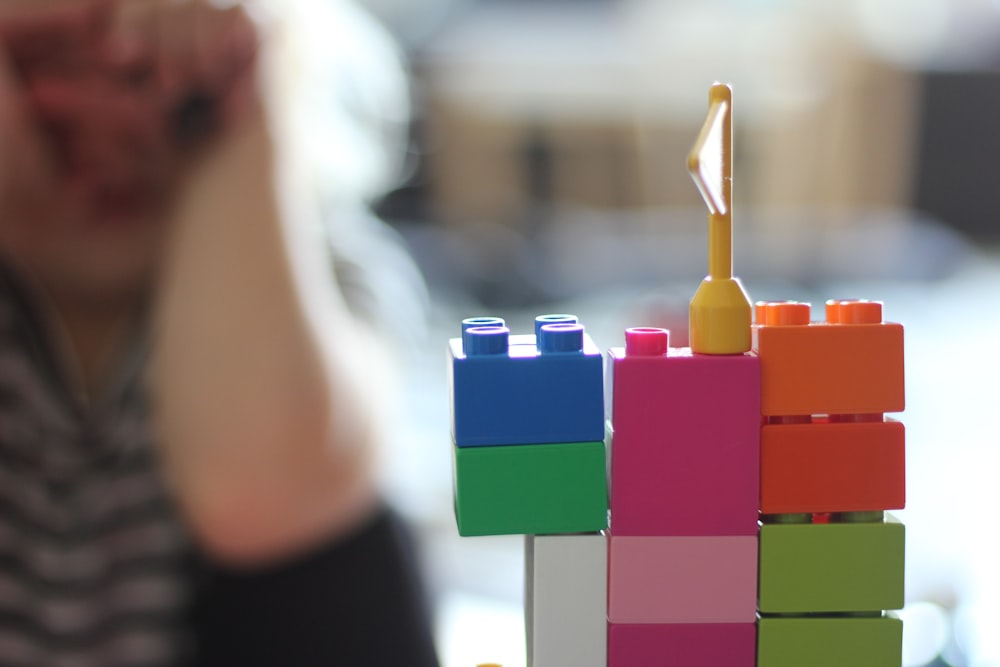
[0,3,102,234]
[106,0,261,147]
[146,2,384,564]
[0,0,261,228]
[0,0,264,300]
[104,0,266,237]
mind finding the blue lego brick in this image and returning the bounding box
[449,316,604,447]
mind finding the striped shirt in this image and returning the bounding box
[0,265,195,666]
[0,209,426,665]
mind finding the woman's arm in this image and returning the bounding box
[148,3,387,566]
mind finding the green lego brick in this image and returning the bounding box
[453,440,608,536]
[758,515,905,613]
[758,614,902,667]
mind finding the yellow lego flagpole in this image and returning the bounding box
[687,82,752,354]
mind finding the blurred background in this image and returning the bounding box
[353,0,1000,665]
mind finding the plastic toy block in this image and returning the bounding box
[607,328,760,536]
[608,623,756,667]
[758,614,903,667]
[752,300,904,417]
[453,440,608,536]
[758,514,905,613]
[449,317,604,447]
[607,535,757,623]
[525,534,606,667]
[761,418,905,514]
[687,83,753,355]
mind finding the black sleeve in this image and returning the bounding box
[189,505,440,667]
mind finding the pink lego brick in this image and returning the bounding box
[607,534,758,623]
[608,328,760,536]
[608,622,757,667]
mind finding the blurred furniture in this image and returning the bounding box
[419,2,921,237]
[913,69,1000,243]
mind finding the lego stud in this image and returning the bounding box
[462,316,506,332]
[824,299,845,323]
[764,301,811,326]
[831,511,885,523]
[624,327,669,356]
[829,413,883,423]
[534,314,579,339]
[462,317,506,351]
[465,326,510,356]
[754,301,769,324]
[838,300,883,325]
[761,513,812,524]
[538,323,584,354]
[767,415,813,424]
[826,299,882,324]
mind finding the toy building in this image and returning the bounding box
[448,83,906,667]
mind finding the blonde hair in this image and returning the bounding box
[258,0,411,208]
[256,0,427,345]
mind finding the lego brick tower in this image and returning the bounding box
[604,83,759,665]
[449,314,610,666]
[450,83,906,667]
[754,298,906,666]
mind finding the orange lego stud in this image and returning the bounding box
[763,301,810,326]
[837,299,883,324]
[754,301,768,324]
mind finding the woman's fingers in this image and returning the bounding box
[0,44,55,206]
[202,4,257,87]
[0,1,111,76]
[29,73,155,130]
[30,73,165,183]
[102,0,259,137]
[1,0,263,214]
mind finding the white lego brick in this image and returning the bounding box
[525,533,607,667]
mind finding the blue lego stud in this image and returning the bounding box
[449,313,604,447]
[465,326,510,356]
[462,317,506,352]
[539,323,585,354]
[534,314,579,338]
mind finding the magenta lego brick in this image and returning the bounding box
[608,622,757,667]
[449,315,604,447]
[607,328,760,536]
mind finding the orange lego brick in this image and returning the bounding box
[760,418,905,514]
[752,300,904,416]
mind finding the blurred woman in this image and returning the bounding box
[0,0,436,664]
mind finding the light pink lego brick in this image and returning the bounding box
[608,622,757,667]
[608,343,760,536]
[607,535,758,623]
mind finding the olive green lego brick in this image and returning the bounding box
[758,614,903,667]
[453,440,608,536]
[758,515,905,613]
